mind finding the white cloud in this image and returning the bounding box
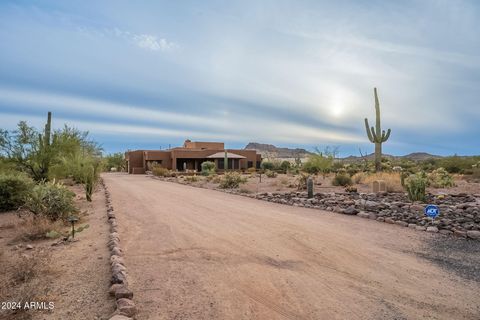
[133,34,176,52]
[77,27,177,52]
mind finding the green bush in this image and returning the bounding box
[260,161,274,171]
[405,172,428,202]
[265,170,277,178]
[428,167,455,188]
[279,160,291,173]
[332,174,352,186]
[25,180,77,220]
[0,173,34,212]
[219,172,247,189]
[302,154,333,176]
[201,161,216,176]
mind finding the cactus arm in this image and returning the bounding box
[365,118,375,143]
[382,128,391,142]
[371,126,379,142]
[374,88,381,132]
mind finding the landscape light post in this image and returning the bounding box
[68,216,79,239]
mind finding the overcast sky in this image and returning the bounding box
[0,0,479,156]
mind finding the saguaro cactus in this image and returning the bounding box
[224,150,228,171]
[364,88,391,172]
[36,111,54,180]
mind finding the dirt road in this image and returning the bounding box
[103,173,480,320]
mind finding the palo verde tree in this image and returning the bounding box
[364,88,391,172]
[0,112,56,181]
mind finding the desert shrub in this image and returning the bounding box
[363,172,403,193]
[428,167,455,188]
[219,172,246,189]
[332,174,352,186]
[25,180,77,220]
[279,177,289,185]
[152,166,170,177]
[0,173,34,212]
[211,175,222,184]
[247,167,256,174]
[16,215,63,241]
[295,172,309,190]
[239,187,252,194]
[288,167,300,175]
[279,160,291,173]
[405,172,428,202]
[201,161,216,176]
[302,153,333,176]
[345,185,358,193]
[260,161,274,171]
[265,170,277,178]
[184,175,199,183]
[352,172,367,184]
[11,251,51,285]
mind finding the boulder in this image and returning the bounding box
[115,287,134,300]
[343,206,359,215]
[395,221,408,227]
[467,230,480,240]
[116,298,137,317]
[109,284,124,296]
[426,226,439,233]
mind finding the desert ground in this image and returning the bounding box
[0,185,115,320]
[102,173,480,320]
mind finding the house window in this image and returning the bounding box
[247,161,253,168]
[218,159,224,169]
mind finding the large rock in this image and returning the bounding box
[467,230,480,239]
[116,298,137,317]
[343,206,359,215]
[115,287,134,300]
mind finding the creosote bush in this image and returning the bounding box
[332,174,352,187]
[152,166,170,177]
[25,180,77,220]
[260,160,274,171]
[219,172,247,189]
[0,173,34,212]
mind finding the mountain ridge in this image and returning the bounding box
[244,142,444,160]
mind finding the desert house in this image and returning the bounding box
[125,140,262,174]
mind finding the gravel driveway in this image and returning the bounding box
[103,173,480,320]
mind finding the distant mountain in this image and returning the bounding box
[341,152,443,162]
[244,142,312,158]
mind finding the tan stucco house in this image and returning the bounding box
[125,140,262,174]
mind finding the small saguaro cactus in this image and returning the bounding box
[224,150,228,171]
[364,88,391,172]
[307,176,314,199]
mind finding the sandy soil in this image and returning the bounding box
[0,185,114,320]
[103,173,480,320]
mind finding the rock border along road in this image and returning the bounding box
[102,173,480,320]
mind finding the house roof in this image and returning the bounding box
[206,152,246,159]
